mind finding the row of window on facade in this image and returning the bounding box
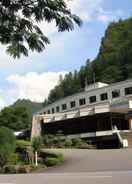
[44,87,132,114]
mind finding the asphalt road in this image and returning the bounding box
[0,149,132,184]
[44,149,132,173]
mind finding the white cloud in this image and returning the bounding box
[97,8,124,23]
[7,72,68,102]
[97,14,111,23]
[0,97,6,110]
[67,0,104,22]
[66,0,124,24]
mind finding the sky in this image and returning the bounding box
[0,0,132,109]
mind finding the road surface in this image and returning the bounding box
[0,149,132,184]
[44,149,132,173]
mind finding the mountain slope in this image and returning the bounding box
[45,17,132,105]
[13,99,43,115]
[12,99,43,123]
[93,18,132,83]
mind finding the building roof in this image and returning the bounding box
[85,82,108,92]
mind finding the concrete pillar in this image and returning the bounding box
[120,88,125,97]
[31,115,42,139]
[129,119,132,130]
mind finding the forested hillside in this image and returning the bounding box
[44,17,132,105]
[0,99,43,131]
[13,99,43,116]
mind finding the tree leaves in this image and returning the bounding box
[0,0,82,58]
[0,106,30,131]
[7,43,28,58]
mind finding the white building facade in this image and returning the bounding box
[31,79,132,148]
[38,80,132,115]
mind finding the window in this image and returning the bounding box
[100,93,108,101]
[125,87,132,95]
[89,96,96,103]
[79,98,86,106]
[56,106,60,113]
[47,110,50,114]
[52,108,55,114]
[70,101,76,108]
[112,90,120,98]
[62,104,67,110]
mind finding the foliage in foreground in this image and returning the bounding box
[40,150,64,167]
[0,127,16,169]
[32,136,42,153]
[32,136,43,166]
[0,0,82,58]
[3,164,36,174]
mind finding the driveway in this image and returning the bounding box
[0,149,132,184]
[44,149,132,173]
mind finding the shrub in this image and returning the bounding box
[16,140,32,164]
[40,150,63,159]
[42,134,55,148]
[4,165,15,174]
[56,152,64,163]
[3,165,16,174]
[16,140,31,149]
[71,138,96,149]
[45,157,61,167]
[72,138,83,147]
[32,136,42,166]
[3,165,27,174]
[16,165,33,173]
[40,150,56,159]
[42,133,65,148]
[32,136,42,152]
[77,142,91,149]
[40,150,64,166]
[0,127,16,168]
[8,153,20,165]
[3,164,37,174]
[64,139,73,148]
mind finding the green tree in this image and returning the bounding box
[0,106,30,131]
[32,136,42,166]
[0,0,82,58]
[48,85,64,104]
[0,127,16,169]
